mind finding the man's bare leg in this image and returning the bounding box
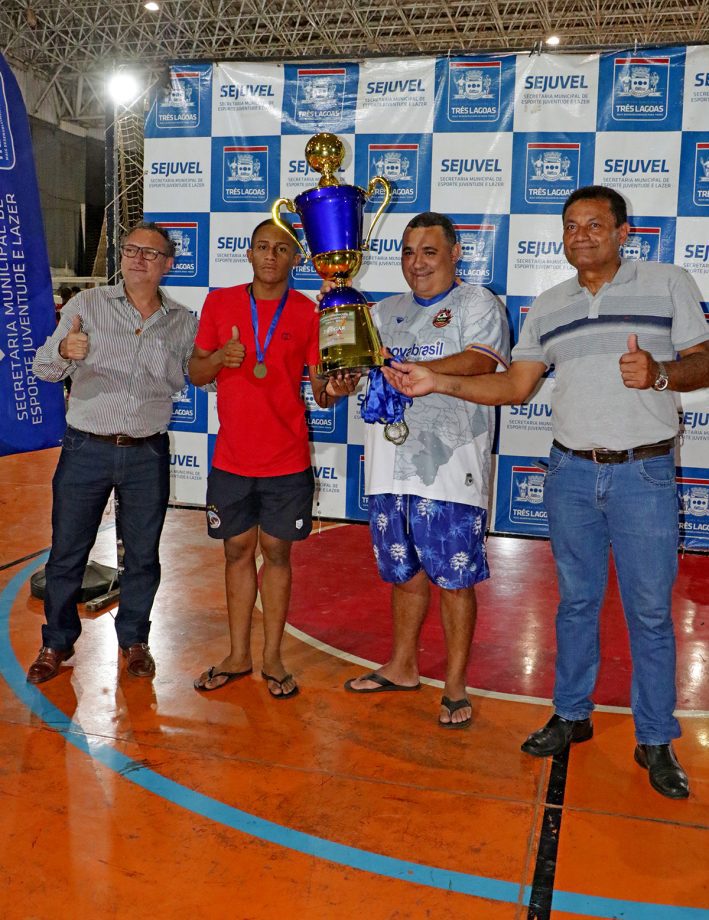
[347,569,429,690]
[438,585,476,725]
[258,530,297,697]
[195,528,258,689]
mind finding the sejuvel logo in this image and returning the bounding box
[523,74,589,92]
[220,83,275,100]
[366,79,425,96]
[150,161,203,177]
[216,235,250,252]
[517,240,564,257]
[170,454,200,468]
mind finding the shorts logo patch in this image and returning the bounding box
[432,308,452,328]
[295,518,304,529]
[207,509,221,529]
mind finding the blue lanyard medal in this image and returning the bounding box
[361,284,457,445]
[249,286,289,378]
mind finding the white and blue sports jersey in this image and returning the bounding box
[365,282,509,507]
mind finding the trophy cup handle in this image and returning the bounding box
[362,176,392,251]
[271,197,310,261]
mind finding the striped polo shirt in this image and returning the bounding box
[32,283,197,437]
[512,260,708,450]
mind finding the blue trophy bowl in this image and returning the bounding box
[294,184,366,255]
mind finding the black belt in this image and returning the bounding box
[78,430,164,447]
[552,438,674,464]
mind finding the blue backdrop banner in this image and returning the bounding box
[144,49,709,550]
[0,53,65,457]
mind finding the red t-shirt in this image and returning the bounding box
[195,284,320,477]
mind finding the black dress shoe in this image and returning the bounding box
[521,713,593,757]
[634,744,689,799]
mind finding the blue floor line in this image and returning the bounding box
[1,556,704,919]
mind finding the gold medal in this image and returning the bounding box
[253,362,267,378]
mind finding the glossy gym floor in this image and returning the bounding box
[0,448,707,919]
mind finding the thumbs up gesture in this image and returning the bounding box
[619,333,656,389]
[221,325,245,368]
[60,314,89,361]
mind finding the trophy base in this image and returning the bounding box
[317,288,383,379]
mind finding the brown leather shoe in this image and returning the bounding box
[26,646,75,684]
[121,643,155,677]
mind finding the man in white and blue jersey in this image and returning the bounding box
[28,222,197,684]
[384,187,709,797]
[344,212,509,731]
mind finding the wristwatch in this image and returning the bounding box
[652,362,669,391]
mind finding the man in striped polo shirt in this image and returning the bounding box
[383,187,709,799]
[28,221,197,683]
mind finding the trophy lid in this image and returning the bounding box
[305,133,345,187]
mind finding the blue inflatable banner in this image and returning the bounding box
[0,53,65,457]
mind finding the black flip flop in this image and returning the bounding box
[344,672,421,693]
[194,666,252,691]
[439,695,472,729]
[261,671,299,699]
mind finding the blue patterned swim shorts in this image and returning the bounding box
[368,493,489,588]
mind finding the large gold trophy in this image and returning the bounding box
[272,133,392,377]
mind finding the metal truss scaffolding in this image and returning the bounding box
[2,0,709,129]
[105,103,146,282]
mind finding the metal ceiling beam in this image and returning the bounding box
[2,0,708,127]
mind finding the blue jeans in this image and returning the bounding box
[542,445,680,745]
[43,427,170,650]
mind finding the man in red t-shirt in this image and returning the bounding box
[189,219,356,697]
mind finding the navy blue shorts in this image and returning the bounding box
[368,493,490,588]
[206,466,314,542]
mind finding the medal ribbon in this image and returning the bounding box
[249,285,289,368]
[361,359,413,426]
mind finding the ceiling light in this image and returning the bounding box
[546,35,560,46]
[144,1,160,10]
[108,73,140,104]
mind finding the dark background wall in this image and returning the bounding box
[29,118,105,276]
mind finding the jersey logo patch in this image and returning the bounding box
[432,308,452,328]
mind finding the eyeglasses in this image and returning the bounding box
[120,244,170,261]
